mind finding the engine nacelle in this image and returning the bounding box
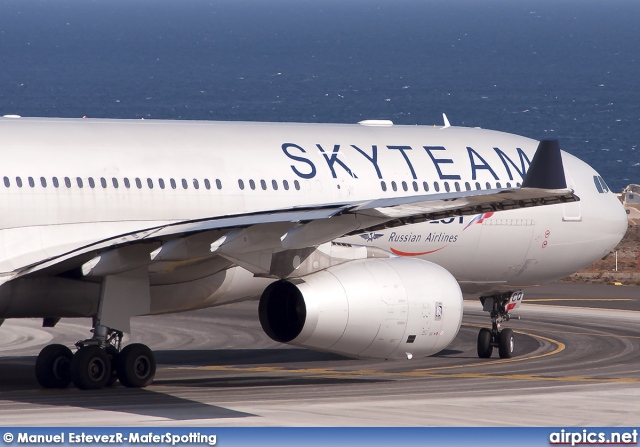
[259,257,463,359]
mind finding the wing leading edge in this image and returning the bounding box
[13,139,575,280]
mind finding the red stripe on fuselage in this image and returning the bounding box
[390,246,445,256]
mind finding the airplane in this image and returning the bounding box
[0,115,627,391]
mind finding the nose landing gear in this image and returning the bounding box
[476,291,522,359]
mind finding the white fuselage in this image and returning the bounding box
[0,117,627,318]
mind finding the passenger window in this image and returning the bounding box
[124,178,131,189]
[216,179,222,190]
[88,178,95,188]
[52,177,59,188]
[401,181,408,192]
[147,178,154,189]
[182,179,188,189]
[159,178,165,189]
[260,180,267,190]
[476,182,481,190]
[465,182,471,191]
[294,180,300,190]
[28,177,35,188]
[3,177,9,187]
[249,179,256,190]
[238,179,245,190]
[455,182,461,192]
[391,181,397,192]
[485,182,491,190]
[64,177,71,188]
[40,177,47,187]
[444,182,450,192]
[135,178,142,189]
[272,180,278,190]
[283,180,290,191]
[203,179,210,190]
[16,177,23,188]
[496,182,502,189]
[423,181,429,192]
[77,177,84,188]
[170,178,176,189]
[112,178,119,188]
[101,178,107,188]
[193,179,199,189]
[381,181,387,192]
[434,182,440,192]
[412,181,418,192]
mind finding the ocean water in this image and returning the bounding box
[0,0,639,191]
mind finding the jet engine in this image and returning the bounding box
[259,257,463,359]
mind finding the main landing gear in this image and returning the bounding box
[35,324,156,390]
[476,291,522,359]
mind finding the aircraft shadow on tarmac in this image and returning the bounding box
[0,348,390,421]
[0,332,540,421]
[152,347,351,366]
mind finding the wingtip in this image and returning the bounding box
[442,113,451,128]
[521,139,568,189]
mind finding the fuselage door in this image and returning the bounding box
[563,173,582,222]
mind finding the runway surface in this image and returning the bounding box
[0,282,639,426]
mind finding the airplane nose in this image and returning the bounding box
[609,192,629,246]
[562,151,627,263]
[591,182,628,256]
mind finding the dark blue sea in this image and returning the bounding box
[1,0,639,192]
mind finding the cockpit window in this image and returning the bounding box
[599,176,610,193]
[593,175,610,194]
[593,175,603,193]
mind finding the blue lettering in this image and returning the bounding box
[387,145,417,179]
[494,147,531,180]
[467,147,499,180]
[282,143,317,179]
[423,146,461,180]
[351,144,383,179]
[317,144,357,179]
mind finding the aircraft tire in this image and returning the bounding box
[70,345,112,390]
[115,343,156,388]
[477,328,493,358]
[498,328,515,359]
[35,344,73,389]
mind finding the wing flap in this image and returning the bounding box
[11,139,575,280]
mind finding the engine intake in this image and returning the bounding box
[259,280,306,343]
[259,257,463,359]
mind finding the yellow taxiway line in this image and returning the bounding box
[167,325,640,384]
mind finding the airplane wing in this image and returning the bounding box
[12,139,575,280]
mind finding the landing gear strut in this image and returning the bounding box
[476,291,522,359]
[35,324,156,390]
[35,265,155,390]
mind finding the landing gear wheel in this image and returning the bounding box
[35,344,73,388]
[116,343,156,388]
[70,345,112,390]
[477,328,493,358]
[498,328,515,359]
